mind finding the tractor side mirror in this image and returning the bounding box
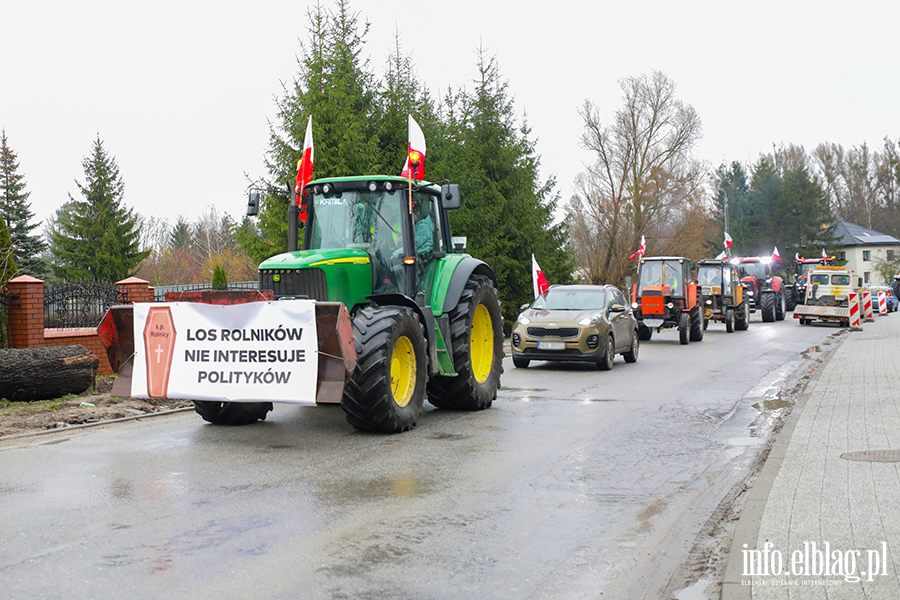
[858,277,863,288]
[247,191,260,216]
[452,236,467,252]
[441,184,461,210]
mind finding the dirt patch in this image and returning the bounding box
[0,377,193,438]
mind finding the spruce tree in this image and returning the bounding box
[51,135,150,281]
[0,130,47,277]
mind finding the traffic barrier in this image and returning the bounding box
[862,289,874,322]
[849,292,861,329]
[878,291,888,315]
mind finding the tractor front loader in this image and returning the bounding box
[101,175,504,434]
[631,256,704,345]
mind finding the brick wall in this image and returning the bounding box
[5,276,153,377]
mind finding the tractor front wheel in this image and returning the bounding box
[638,324,653,341]
[725,308,734,333]
[689,305,704,342]
[735,302,750,331]
[193,401,273,425]
[341,306,427,433]
[427,275,503,411]
[785,287,797,313]
[679,312,690,345]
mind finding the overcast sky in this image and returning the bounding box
[2,0,899,232]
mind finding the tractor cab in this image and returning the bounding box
[632,257,703,344]
[735,256,788,321]
[697,259,748,332]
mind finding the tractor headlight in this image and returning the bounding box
[667,302,674,309]
[631,302,638,309]
[578,314,602,326]
[705,299,712,305]
[517,314,530,325]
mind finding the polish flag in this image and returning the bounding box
[400,115,427,180]
[532,254,549,298]
[724,232,733,249]
[773,246,781,262]
[629,235,646,261]
[822,248,828,258]
[715,250,728,260]
[294,116,314,223]
[795,252,800,261]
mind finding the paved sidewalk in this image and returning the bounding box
[723,314,900,599]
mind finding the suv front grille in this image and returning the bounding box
[527,326,579,338]
[259,268,328,300]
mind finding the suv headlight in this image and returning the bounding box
[578,314,602,326]
[517,314,530,325]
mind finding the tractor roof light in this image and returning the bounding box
[404,257,415,265]
[761,256,773,265]
[409,151,422,167]
[368,181,378,192]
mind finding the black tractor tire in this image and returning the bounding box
[341,306,427,433]
[513,356,530,369]
[735,302,750,331]
[785,287,796,313]
[760,292,776,322]
[689,305,704,342]
[679,312,690,345]
[427,275,503,411]
[193,401,273,425]
[597,334,615,370]
[725,308,734,333]
[638,324,653,341]
[775,290,786,321]
[623,329,639,363]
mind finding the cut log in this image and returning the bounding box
[0,345,99,402]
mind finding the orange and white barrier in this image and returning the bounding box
[878,291,888,315]
[862,290,875,322]
[849,292,861,328]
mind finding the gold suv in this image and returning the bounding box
[511,285,639,370]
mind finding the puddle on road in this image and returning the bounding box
[751,396,793,411]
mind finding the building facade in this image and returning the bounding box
[834,221,900,285]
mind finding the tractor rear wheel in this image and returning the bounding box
[735,302,750,331]
[775,290,786,321]
[785,287,796,312]
[725,308,734,333]
[689,305,704,342]
[638,324,653,341]
[679,312,690,345]
[760,292,776,322]
[341,306,427,433]
[193,401,273,425]
[427,275,503,411]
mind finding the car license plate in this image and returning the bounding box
[537,341,565,350]
[642,318,664,328]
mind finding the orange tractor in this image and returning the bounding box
[631,256,704,344]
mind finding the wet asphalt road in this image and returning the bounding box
[0,316,841,599]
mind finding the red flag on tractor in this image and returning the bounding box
[724,232,733,249]
[532,254,549,298]
[294,116,314,223]
[629,235,646,261]
[773,246,781,262]
[400,115,426,180]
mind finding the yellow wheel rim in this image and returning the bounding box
[470,304,494,384]
[391,336,416,408]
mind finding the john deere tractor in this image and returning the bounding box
[697,259,749,332]
[246,175,504,433]
[631,256,704,345]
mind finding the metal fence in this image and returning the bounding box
[152,281,259,302]
[44,281,127,329]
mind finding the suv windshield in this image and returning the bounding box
[532,288,607,310]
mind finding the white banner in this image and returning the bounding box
[131,301,318,405]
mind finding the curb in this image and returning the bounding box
[720,331,849,599]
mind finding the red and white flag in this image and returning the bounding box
[772,246,781,262]
[294,116,314,223]
[795,252,800,261]
[822,248,828,258]
[532,254,549,298]
[715,250,728,260]
[400,115,426,180]
[724,232,733,249]
[629,235,646,261]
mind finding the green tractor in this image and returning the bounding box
[251,175,504,433]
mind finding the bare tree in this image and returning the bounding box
[567,71,706,286]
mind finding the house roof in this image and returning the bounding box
[834,221,900,247]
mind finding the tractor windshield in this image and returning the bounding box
[698,266,722,286]
[638,260,683,293]
[740,262,767,280]
[308,191,402,251]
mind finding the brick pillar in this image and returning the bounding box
[7,275,46,348]
[116,277,153,304]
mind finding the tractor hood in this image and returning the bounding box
[259,248,371,270]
